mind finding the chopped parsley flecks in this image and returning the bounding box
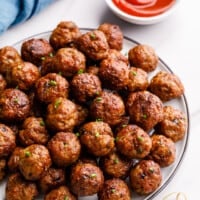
[54,99,61,109]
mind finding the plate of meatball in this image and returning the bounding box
[0,21,189,200]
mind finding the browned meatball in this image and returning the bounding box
[128,44,158,72]
[53,47,86,77]
[46,97,79,132]
[50,21,81,50]
[116,125,152,159]
[47,132,81,167]
[19,117,49,146]
[40,56,56,76]
[86,65,99,75]
[126,91,163,131]
[0,159,6,180]
[99,58,129,90]
[44,185,77,200]
[19,144,52,181]
[90,90,125,126]
[105,49,128,64]
[0,88,31,122]
[76,30,109,60]
[149,71,185,101]
[21,38,54,66]
[129,160,162,195]
[35,73,69,104]
[128,67,149,92]
[0,123,16,158]
[7,147,23,172]
[0,46,22,75]
[9,61,40,90]
[0,74,7,92]
[149,134,176,167]
[38,167,66,193]
[75,104,89,126]
[98,23,123,51]
[99,150,132,179]
[6,173,38,200]
[98,178,131,200]
[70,162,104,196]
[155,106,187,142]
[71,73,102,103]
[80,121,115,157]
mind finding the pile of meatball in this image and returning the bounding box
[0,21,187,200]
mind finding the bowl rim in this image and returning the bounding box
[105,0,179,24]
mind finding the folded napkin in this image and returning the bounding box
[0,0,54,34]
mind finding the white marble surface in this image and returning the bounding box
[0,0,199,199]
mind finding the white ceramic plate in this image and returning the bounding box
[0,29,190,200]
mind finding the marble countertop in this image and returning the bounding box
[0,0,198,199]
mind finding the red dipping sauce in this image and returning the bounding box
[112,0,176,17]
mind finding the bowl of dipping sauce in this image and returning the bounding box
[105,0,179,25]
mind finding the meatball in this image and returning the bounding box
[0,88,31,122]
[47,132,81,167]
[98,178,131,200]
[0,74,7,92]
[46,97,79,132]
[76,30,109,60]
[35,73,69,103]
[128,44,158,72]
[76,104,89,126]
[40,56,56,76]
[149,134,176,167]
[21,38,54,66]
[71,73,102,103]
[6,173,38,200]
[99,58,129,90]
[126,91,163,131]
[98,23,123,51]
[80,121,115,157]
[44,185,77,200]
[90,90,125,126]
[19,117,49,146]
[53,47,86,77]
[105,49,128,64]
[129,160,162,195]
[0,123,16,158]
[7,147,23,172]
[86,65,99,75]
[116,125,152,159]
[0,46,22,75]
[155,106,187,142]
[19,144,52,181]
[50,21,81,50]
[148,71,185,101]
[0,159,6,180]
[128,67,149,92]
[99,150,132,179]
[38,167,66,193]
[70,162,104,196]
[9,61,40,90]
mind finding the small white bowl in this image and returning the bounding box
[105,0,179,25]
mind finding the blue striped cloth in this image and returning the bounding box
[0,0,54,34]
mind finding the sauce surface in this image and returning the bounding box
[113,0,176,17]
